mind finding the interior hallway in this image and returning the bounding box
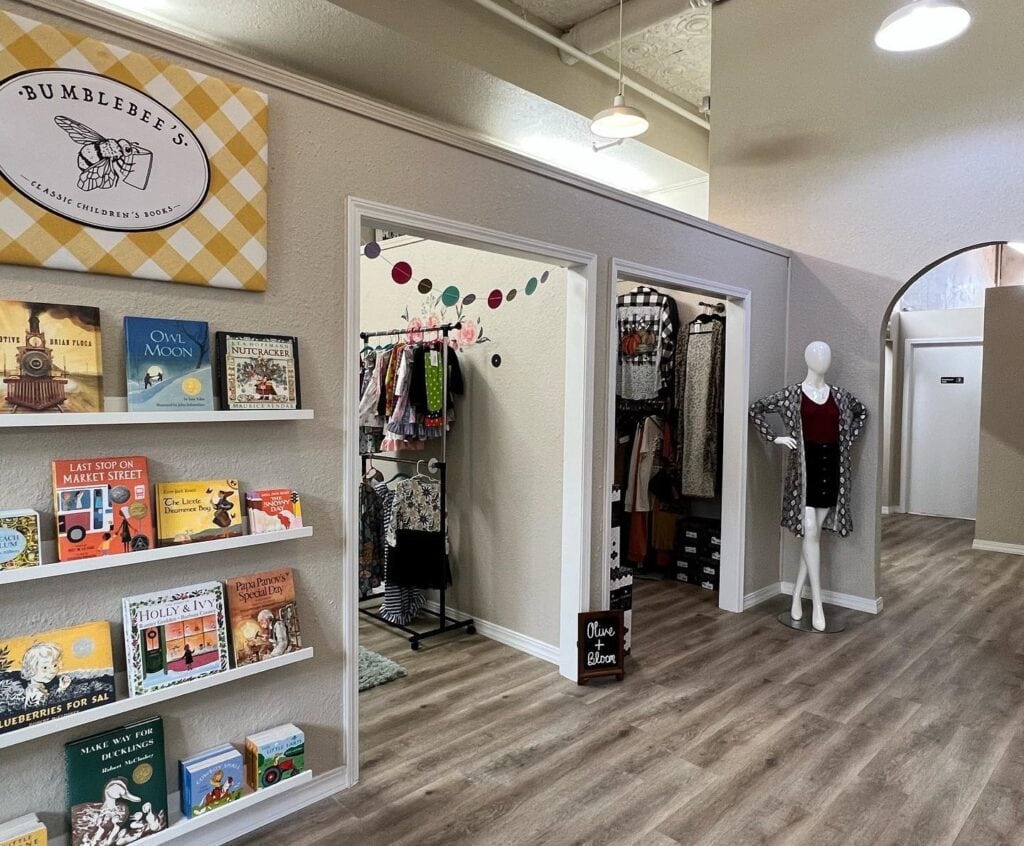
[239,514,1024,845]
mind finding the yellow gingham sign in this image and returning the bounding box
[0,11,268,291]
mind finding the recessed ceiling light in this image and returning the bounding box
[1007,242,1024,255]
[875,1,971,52]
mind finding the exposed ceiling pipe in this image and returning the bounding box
[559,0,697,66]
[468,0,710,131]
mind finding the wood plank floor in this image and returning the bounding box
[238,515,1024,845]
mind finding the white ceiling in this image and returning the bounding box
[518,0,712,107]
[80,0,709,216]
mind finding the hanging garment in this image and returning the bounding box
[616,287,678,403]
[386,476,450,589]
[375,480,426,626]
[624,416,663,513]
[749,384,868,538]
[358,480,385,597]
[676,317,725,499]
[358,350,381,454]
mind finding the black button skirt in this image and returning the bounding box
[804,440,840,508]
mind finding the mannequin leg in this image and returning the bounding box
[790,558,808,621]
[802,507,829,631]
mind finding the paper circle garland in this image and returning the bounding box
[506,289,517,302]
[462,293,477,306]
[441,286,460,307]
[392,261,413,284]
[525,277,538,295]
[418,278,433,294]
[364,241,381,259]
[488,289,503,309]
[540,270,549,283]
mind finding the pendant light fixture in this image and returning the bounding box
[590,0,649,139]
[875,0,971,52]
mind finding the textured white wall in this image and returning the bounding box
[710,0,1024,602]
[360,238,566,646]
[0,0,791,830]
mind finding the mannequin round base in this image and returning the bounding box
[777,610,847,634]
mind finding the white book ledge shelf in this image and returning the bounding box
[0,647,314,750]
[0,527,314,586]
[0,408,314,427]
[50,771,315,846]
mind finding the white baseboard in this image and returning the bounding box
[743,582,782,609]
[781,581,883,615]
[50,767,350,846]
[422,600,560,666]
[881,505,904,515]
[972,539,1024,557]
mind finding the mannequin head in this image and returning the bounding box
[804,341,832,376]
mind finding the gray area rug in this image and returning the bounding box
[359,645,407,691]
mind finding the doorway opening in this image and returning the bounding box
[343,198,597,784]
[879,242,1024,592]
[605,260,750,655]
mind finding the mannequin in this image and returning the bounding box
[749,341,868,632]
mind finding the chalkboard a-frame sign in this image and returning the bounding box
[577,610,625,685]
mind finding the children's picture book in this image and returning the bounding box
[155,480,243,546]
[52,456,153,561]
[0,621,115,736]
[215,332,300,410]
[0,814,46,846]
[179,744,244,819]
[0,300,103,413]
[122,582,229,697]
[124,317,214,412]
[0,510,41,569]
[224,568,302,667]
[66,717,167,845]
[246,489,302,534]
[244,724,305,790]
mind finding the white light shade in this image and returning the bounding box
[875,0,971,52]
[1007,242,1024,255]
[591,95,649,139]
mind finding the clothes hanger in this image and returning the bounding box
[364,457,384,483]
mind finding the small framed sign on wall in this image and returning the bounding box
[577,610,625,685]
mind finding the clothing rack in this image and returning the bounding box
[698,301,725,314]
[358,322,475,650]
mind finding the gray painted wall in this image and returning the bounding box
[975,286,1024,547]
[710,0,1024,602]
[1,0,791,829]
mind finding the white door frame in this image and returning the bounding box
[899,335,983,514]
[344,197,598,784]
[604,259,752,614]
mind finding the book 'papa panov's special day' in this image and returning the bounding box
[224,568,302,667]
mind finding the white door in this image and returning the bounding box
[906,342,983,519]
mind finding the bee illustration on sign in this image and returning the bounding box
[53,115,153,191]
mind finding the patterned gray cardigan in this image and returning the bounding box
[749,384,868,538]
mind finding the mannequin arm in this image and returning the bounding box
[749,389,789,443]
[774,436,798,451]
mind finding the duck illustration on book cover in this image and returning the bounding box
[0,621,115,735]
[124,317,213,412]
[66,717,168,846]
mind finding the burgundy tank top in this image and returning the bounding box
[801,391,839,444]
